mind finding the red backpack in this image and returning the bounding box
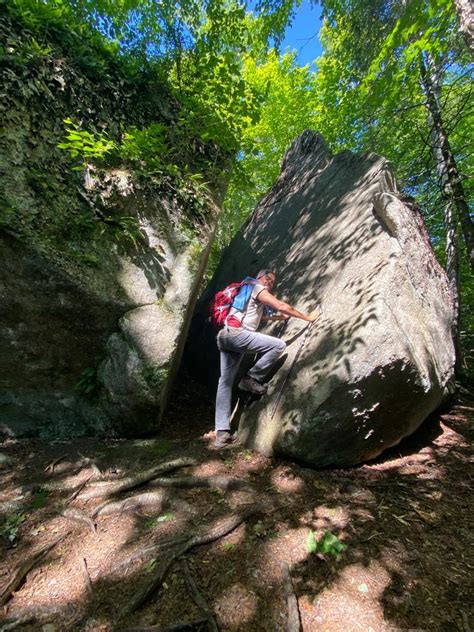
[208,278,255,329]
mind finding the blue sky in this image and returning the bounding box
[280,0,324,67]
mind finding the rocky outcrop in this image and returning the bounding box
[0,7,223,438]
[187,131,456,467]
[0,175,216,438]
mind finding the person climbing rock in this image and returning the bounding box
[214,269,321,448]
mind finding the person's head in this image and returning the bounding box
[257,269,276,290]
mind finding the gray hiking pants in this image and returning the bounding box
[215,327,286,432]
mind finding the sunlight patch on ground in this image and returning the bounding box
[8,514,138,614]
[213,581,258,626]
[304,560,392,631]
[311,504,350,531]
[259,527,321,580]
[270,465,306,493]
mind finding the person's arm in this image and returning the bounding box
[257,289,321,322]
[262,313,290,322]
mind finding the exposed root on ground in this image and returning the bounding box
[282,562,301,632]
[61,507,96,533]
[81,557,93,595]
[181,559,218,632]
[119,506,259,619]
[0,533,67,607]
[79,457,196,501]
[149,475,248,491]
[92,491,168,518]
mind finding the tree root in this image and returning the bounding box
[0,614,36,631]
[77,452,104,480]
[82,557,93,595]
[107,536,192,577]
[79,457,196,501]
[0,533,67,607]
[282,562,301,632]
[92,491,168,519]
[149,475,248,491]
[65,474,94,503]
[44,454,67,473]
[119,506,258,619]
[61,508,96,533]
[181,559,218,632]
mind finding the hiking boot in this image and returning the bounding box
[215,430,238,449]
[238,376,268,395]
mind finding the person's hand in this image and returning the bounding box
[279,314,290,321]
[307,306,322,322]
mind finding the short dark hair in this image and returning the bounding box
[257,269,275,279]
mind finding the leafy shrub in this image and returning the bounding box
[58,118,116,167]
[306,530,347,559]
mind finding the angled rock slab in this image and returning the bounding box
[98,244,206,434]
[191,131,456,467]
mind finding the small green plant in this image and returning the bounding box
[253,520,265,537]
[144,518,157,529]
[140,364,169,392]
[98,215,144,248]
[74,367,98,395]
[30,488,49,509]
[144,513,174,529]
[156,512,173,523]
[144,558,157,573]
[75,252,100,267]
[222,542,236,551]
[211,488,226,504]
[121,123,170,168]
[58,118,116,168]
[1,512,27,545]
[306,530,347,559]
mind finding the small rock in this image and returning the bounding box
[0,453,14,469]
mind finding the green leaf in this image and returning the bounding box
[306,530,317,554]
[30,488,49,509]
[156,512,173,523]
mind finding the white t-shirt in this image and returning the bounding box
[228,282,265,331]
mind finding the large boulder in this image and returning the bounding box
[187,131,456,467]
[0,175,215,438]
[0,6,223,438]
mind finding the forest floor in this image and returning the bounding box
[0,375,473,632]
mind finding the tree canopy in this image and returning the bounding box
[3,0,473,367]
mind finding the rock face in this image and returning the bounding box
[0,7,222,438]
[0,178,215,438]
[187,131,456,467]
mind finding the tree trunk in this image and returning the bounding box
[419,55,474,277]
[453,0,474,57]
[419,55,467,359]
[444,202,462,365]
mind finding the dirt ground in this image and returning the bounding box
[0,377,473,632]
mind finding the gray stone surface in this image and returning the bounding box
[187,131,456,467]
[0,453,15,469]
[0,173,215,437]
[0,12,224,439]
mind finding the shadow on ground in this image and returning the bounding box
[0,373,473,631]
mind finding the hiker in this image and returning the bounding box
[214,269,321,448]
